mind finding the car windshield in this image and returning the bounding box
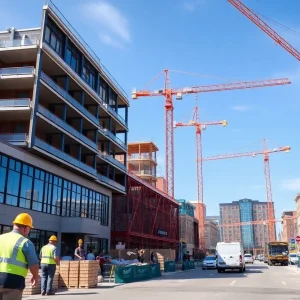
[245,254,252,257]
[205,256,216,261]
[290,254,297,257]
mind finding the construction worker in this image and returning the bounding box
[0,213,39,300]
[74,239,85,260]
[40,235,59,296]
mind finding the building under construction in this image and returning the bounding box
[112,142,179,249]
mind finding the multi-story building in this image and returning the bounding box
[281,211,297,245]
[0,1,129,255]
[126,142,158,187]
[204,219,219,252]
[295,194,300,243]
[220,199,275,252]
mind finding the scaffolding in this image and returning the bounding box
[111,174,180,249]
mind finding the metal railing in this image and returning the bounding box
[40,72,99,126]
[98,152,126,171]
[0,99,31,107]
[131,169,156,176]
[106,105,127,127]
[34,137,96,176]
[0,38,39,48]
[97,173,126,192]
[0,133,28,143]
[128,154,156,162]
[0,67,35,76]
[37,105,98,150]
[44,0,128,102]
[99,127,127,150]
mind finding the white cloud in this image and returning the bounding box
[183,0,205,12]
[99,34,123,49]
[84,1,130,47]
[281,178,300,191]
[231,105,250,112]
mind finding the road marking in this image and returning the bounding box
[282,281,286,285]
[230,280,236,286]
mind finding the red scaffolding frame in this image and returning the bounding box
[111,173,180,249]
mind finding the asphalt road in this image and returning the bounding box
[25,262,300,300]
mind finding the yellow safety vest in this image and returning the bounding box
[40,244,56,265]
[0,231,29,278]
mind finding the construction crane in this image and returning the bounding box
[228,0,300,61]
[174,105,227,251]
[203,141,291,242]
[132,70,291,197]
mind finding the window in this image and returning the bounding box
[100,80,108,103]
[109,89,117,107]
[62,180,72,217]
[71,183,81,217]
[0,155,7,203]
[6,159,21,206]
[19,164,34,209]
[82,60,96,90]
[44,18,64,56]
[81,188,89,218]
[66,41,80,73]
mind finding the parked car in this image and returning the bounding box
[202,256,217,270]
[244,253,254,264]
[259,255,264,262]
[289,253,298,265]
[216,242,245,273]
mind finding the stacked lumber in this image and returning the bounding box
[154,249,176,271]
[79,261,99,288]
[68,261,79,288]
[58,261,69,288]
[23,271,41,295]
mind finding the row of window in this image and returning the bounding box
[44,16,118,106]
[0,153,109,226]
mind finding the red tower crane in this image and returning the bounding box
[203,141,291,242]
[132,70,291,197]
[228,0,300,61]
[174,106,227,251]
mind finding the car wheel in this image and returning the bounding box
[217,268,222,273]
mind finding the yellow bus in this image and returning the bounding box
[264,242,289,266]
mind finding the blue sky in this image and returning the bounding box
[1,0,300,225]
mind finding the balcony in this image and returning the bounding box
[128,154,157,163]
[0,38,39,48]
[0,133,28,146]
[98,152,127,172]
[33,137,97,176]
[131,170,156,177]
[0,67,35,76]
[45,0,129,105]
[42,43,128,128]
[40,72,99,126]
[0,67,35,90]
[0,99,31,120]
[37,105,98,151]
[97,173,126,193]
[99,127,127,151]
[0,99,31,108]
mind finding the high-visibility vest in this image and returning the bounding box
[0,231,29,278]
[40,244,56,265]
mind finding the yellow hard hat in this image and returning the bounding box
[49,235,57,242]
[78,239,83,245]
[12,213,34,228]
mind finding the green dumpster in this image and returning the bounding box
[164,260,176,272]
[114,265,135,283]
[150,263,161,278]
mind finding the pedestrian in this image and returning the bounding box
[74,240,85,260]
[150,251,156,264]
[140,250,145,264]
[40,235,59,296]
[0,213,39,300]
[86,248,95,260]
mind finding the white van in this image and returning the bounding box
[216,242,245,273]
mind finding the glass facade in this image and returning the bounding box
[86,236,108,255]
[0,153,109,226]
[239,199,254,249]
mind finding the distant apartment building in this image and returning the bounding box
[205,219,219,251]
[220,199,275,250]
[281,211,297,244]
[295,194,300,240]
[206,215,221,241]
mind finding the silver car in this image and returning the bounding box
[202,255,217,270]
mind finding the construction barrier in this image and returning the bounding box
[114,263,161,283]
[182,260,196,271]
[164,260,176,272]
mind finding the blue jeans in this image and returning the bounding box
[41,264,56,294]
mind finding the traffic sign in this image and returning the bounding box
[291,238,295,244]
[296,236,300,243]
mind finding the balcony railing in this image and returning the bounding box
[40,72,99,126]
[34,137,96,176]
[0,67,35,76]
[37,105,98,151]
[97,173,126,192]
[98,152,126,171]
[106,104,128,128]
[128,154,156,162]
[131,170,156,176]
[0,38,39,48]
[0,99,31,108]
[99,127,127,150]
[0,133,28,143]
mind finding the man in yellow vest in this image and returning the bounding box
[40,235,59,296]
[0,213,39,300]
